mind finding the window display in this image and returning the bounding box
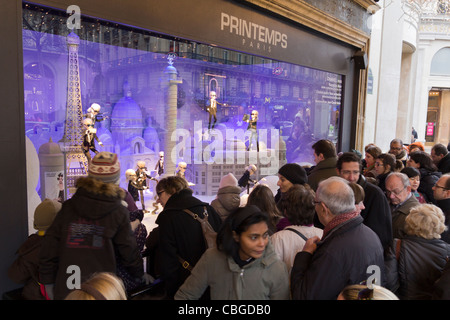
[23,3,343,199]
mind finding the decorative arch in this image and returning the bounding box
[430,47,450,76]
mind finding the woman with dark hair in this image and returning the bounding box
[401,167,427,204]
[175,206,290,300]
[374,153,396,192]
[270,185,323,274]
[407,151,442,204]
[145,176,222,299]
[247,184,282,234]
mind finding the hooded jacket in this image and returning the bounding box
[8,234,46,300]
[155,188,222,298]
[39,177,144,300]
[211,185,241,222]
[174,242,290,300]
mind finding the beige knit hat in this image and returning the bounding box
[34,198,62,231]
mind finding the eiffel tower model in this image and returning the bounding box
[61,32,88,199]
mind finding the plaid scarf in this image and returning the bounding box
[322,210,360,238]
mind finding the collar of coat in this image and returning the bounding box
[226,241,279,272]
[75,176,125,199]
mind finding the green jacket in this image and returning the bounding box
[307,157,339,191]
[175,242,290,300]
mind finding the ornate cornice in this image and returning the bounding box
[241,0,380,48]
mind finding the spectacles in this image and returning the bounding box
[390,147,402,151]
[385,186,406,197]
[434,185,448,191]
[157,190,165,198]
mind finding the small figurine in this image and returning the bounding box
[155,151,164,176]
[125,169,139,203]
[176,161,187,179]
[206,91,226,130]
[134,161,157,212]
[82,118,103,163]
[176,162,195,186]
[238,164,258,194]
[84,103,107,127]
[244,110,259,151]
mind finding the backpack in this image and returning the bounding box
[177,206,217,272]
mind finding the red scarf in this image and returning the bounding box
[322,211,360,238]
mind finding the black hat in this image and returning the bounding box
[278,163,307,185]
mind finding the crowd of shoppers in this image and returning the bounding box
[8,139,450,300]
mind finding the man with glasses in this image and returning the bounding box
[388,138,407,166]
[385,172,419,238]
[290,177,385,300]
[336,152,392,249]
[433,174,450,243]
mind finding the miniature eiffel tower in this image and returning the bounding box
[61,32,88,199]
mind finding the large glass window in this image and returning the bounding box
[23,3,343,199]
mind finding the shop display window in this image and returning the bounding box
[23,3,343,198]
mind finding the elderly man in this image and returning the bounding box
[385,172,420,239]
[336,152,392,249]
[431,144,450,175]
[433,174,450,243]
[290,177,385,300]
[389,138,407,165]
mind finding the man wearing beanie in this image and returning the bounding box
[8,199,61,300]
[39,152,151,299]
[275,163,308,203]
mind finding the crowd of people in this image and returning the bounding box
[7,138,450,300]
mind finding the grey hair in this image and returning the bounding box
[316,176,355,215]
[386,172,410,187]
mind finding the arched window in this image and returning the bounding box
[133,142,141,154]
[430,47,450,76]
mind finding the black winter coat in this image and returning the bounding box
[437,153,450,174]
[417,168,441,204]
[358,175,393,250]
[290,215,385,300]
[155,189,222,298]
[385,236,450,300]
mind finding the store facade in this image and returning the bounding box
[0,0,377,293]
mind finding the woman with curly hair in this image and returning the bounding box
[385,204,450,300]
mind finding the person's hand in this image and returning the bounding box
[141,273,155,285]
[302,236,320,254]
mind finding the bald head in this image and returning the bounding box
[316,177,355,215]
